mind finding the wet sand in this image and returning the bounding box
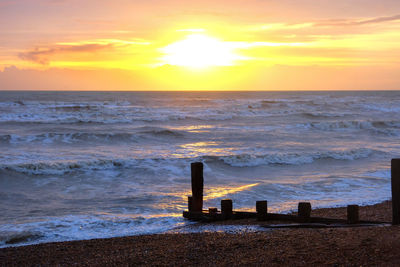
[1,201,399,266]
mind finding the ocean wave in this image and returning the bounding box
[301,112,345,119]
[0,126,188,144]
[0,231,43,245]
[0,214,184,248]
[0,116,125,125]
[0,98,347,124]
[0,112,187,124]
[52,105,100,112]
[205,148,376,167]
[360,103,400,113]
[296,120,400,135]
[136,127,185,137]
[0,133,138,144]
[0,100,133,109]
[0,159,127,175]
[0,147,378,175]
[0,157,192,176]
[259,100,289,109]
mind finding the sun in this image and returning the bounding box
[160,34,240,69]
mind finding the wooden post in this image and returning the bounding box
[188,196,193,212]
[221,199,233,219]
[347,205,359,224]
[191,162,204,212]
[209,207,218,215]
[256,201,268,221]
[298,202,311,221]
[392,159,400,224]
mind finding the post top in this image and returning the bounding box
[191,162,203,167]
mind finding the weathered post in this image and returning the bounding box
[209,207,218,215]
[221,199,233,219]
[347,205,359,224]
[191,162,204,212]
[188,196,193,212]
[256,201,268,221]
[298,202,311,221]
[392,159,400,224]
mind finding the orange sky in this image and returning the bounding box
[1,0,400,90]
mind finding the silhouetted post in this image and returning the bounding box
[298,202,311,221]
[188,196,193,212]
[256,201,268,221]
[392,159,400,224]
[347,205,359,224]
[191,162,204,212]
[221,199,233,219]
[209,207,218,215]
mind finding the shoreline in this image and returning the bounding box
[1,200,399,266]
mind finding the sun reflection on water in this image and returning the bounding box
[177,141,234,157]
[170,125,214,133]
[204,183,259,200]
[167,183,260,203]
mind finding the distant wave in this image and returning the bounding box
[0,117,132,125]
[204,148,376,167]
[301,112,345,119]
[0,133,137,144]
[52,105,100,112]
[0,128,186,145]
[0,157,192,176]
[1,159,131,175]
[296,120,400,135]
[136,127,185,137]
[0,148,378,175]
[0,100,131,108]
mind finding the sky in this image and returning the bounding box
[1,0,400,90]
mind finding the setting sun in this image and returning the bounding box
[160,34,242,69]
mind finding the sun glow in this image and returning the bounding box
[160,34,241,69]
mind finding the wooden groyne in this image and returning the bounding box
[391,159,400,224]
[183,161,397,225]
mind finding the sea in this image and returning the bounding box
[0,90,399,247]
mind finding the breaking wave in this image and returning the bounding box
[205,148,376,167]
[296,120,400,135]
[0,148,378,175]
[0,128,186,144]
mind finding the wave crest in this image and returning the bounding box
[206,148,375,167]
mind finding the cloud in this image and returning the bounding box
[18,43,113,64]
[316,14,400,27]
[252,14,400,32]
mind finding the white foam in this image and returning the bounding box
[0,214,185,248]
[295,120,400,136]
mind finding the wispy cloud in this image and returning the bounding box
[250,23,314,31]
[252,14,400,32]
[316,14,400,26]
[18,38,151,65]
[19,43,113,64]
